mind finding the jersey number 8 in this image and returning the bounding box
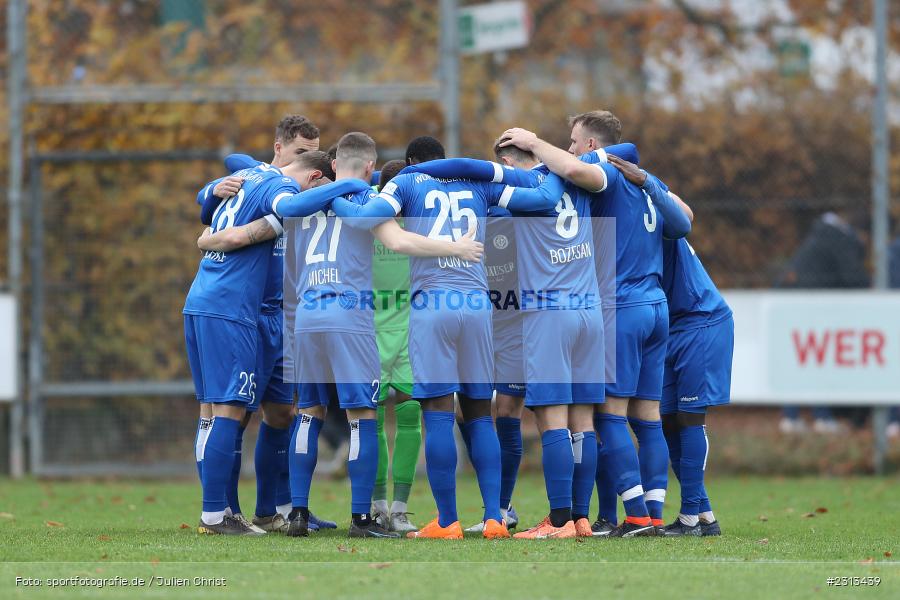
[555,192,579,239]
[211,189,246,233]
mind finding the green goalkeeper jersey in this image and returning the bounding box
[372,226,411,333]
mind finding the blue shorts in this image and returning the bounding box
[605,301,668,401]
[523,309,605,408]
[295,330,380,410]
[183,314,257,405]
[247,311,294,412]
[409,297,494,400]
[661,315,734,415]
[493,314,525,398]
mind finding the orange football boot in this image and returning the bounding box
[482,519,511,539]
[406,518,463,539]
[513,517,577,539]
[574,517,593,537]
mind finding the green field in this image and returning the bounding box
[1,474,897,599]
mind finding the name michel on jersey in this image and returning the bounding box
[549,241,592,265]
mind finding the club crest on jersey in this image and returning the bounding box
[493,234,509,250]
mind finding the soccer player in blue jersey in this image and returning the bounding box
[283,132,484,538]
[500,117,691,537]
[610,156,730,537]
[332,150,574,540]
[197,151,336,535]
[186,151,362,535]
[194,115,335,534]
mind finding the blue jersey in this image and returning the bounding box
[662,238,731,333]
[486,206,519,322]
[293,189,378,334]
[581,150,666,308]
[184,164,298,327]
[499,166,600,311]
[379,173,503,293]
[197,155,284,314]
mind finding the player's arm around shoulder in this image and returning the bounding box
[373,220,483,262]
[606,154,691,238]
[500,127,607,193]
[197,216,280,252]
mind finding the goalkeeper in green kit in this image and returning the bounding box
[370,158,422,534]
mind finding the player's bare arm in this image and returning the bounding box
[608,154,694,222]
[373,219,483,262]
[500,127,606,193]
[197,217,278,252]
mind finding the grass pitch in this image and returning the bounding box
[1,473,897,599]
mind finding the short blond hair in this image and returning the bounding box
[568,111,622,145]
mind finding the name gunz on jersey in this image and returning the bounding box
[308,267,342,286]
[203,250,226,263]
[438,256,471,269]
[549,242,592,265]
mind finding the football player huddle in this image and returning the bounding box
[184,111,733,540]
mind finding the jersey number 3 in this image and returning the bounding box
[643,192,658,233]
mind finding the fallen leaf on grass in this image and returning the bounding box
[860,557,874,564]
[110,496,123,505]
[758,515,768,522]
[337,544,350,553]
[46,521,64,527]
[576,538,585,543]
[801,512,815,518]
[884,552,892,558]
[144,496,156,504]
[150,558,160,565]
[98,535,111,541]
[179,523,190,530]
[369,563,392,569]
[815,507,828,514]
[757,538,769,545]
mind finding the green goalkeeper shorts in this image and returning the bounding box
[377,327,413,402]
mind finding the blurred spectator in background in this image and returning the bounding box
[777,210,868,434]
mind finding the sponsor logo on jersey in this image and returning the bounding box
[203,250,226,263]
[493,234,509,250]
